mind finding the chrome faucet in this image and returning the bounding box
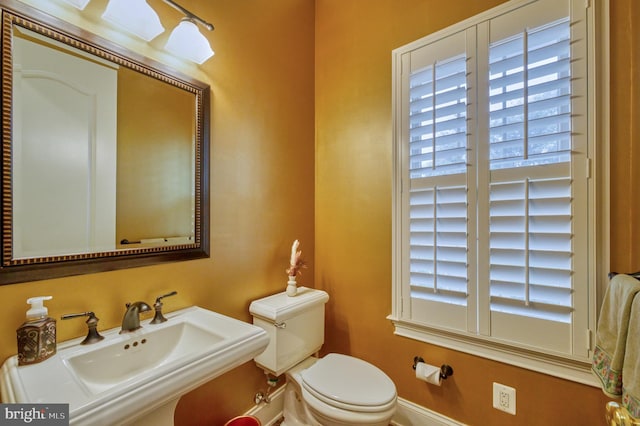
[120,301,152,333]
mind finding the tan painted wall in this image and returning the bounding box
[315,0,637,425]
[2,1,315,425]
[610,0,640,272]
[1,0,637,424]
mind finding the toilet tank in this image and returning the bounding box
[249,287,329,376]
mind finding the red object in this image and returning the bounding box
[224,416,261,426]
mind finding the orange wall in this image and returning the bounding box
[315,0,636,425]
[2,0,638,425]
[2,1,315,425]
[610,0,640,272]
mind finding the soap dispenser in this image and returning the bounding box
[17,296,56,366]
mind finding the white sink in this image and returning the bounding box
[0,306,269,426]
[65,320,225,395]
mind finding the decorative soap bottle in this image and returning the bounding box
[17,296,56,366]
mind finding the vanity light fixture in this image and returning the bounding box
[161,0,215,64]
[57,0,216,63]
[61,0,91,10]
[165,19,214,64]
[102,0,165,42]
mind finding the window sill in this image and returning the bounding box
[388,315,600,387]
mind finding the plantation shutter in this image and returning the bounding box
[478,1,589,355]
[402,29,475,331]
[394,0,591,361]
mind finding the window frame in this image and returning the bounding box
[390,0,610,386]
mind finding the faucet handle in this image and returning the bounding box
[61,311,105,345]
[151,291,177,324]
[154,291,177,304]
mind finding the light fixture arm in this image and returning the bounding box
[161,0,214,31]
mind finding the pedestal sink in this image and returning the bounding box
[0,306,269,425]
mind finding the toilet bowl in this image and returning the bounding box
[249,287,397,426]
[282,355,397,426]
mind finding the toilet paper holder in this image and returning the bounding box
[412,356,454,380]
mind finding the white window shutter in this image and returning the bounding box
[402,29,474,331]
[481,11,588,355]
[392,0,594,365]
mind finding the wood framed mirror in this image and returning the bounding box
[0,0,210,284]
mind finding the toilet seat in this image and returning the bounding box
[300,353,397,413]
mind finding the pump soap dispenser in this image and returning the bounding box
[17,296,56,365]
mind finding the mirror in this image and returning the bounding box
[0,1,210,284]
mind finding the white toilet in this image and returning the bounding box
[249,287,397,426]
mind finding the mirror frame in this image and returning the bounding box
[0,0,210,285]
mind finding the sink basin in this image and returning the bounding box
[66,320,225,394]
[0,306,269,425]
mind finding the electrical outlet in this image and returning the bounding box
[493,382,516,415]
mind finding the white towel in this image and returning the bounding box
[592,274,640,397]
[622,295,640,417]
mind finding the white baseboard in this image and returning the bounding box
[392,398,464,426]
[245,385,463,426]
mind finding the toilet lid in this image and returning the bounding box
[301,354,396,409]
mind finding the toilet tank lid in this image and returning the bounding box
[249,287,329,322]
